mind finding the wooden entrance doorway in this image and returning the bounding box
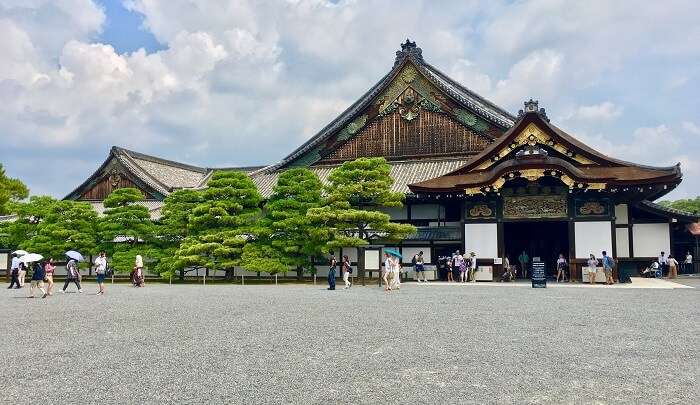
[503,221,569,278]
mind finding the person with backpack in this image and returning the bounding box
[341,255,352,289]
[61,258,83,293]
[327,253,337,291]
[28,261,48,298]
[413,251,427,283]
[602,251,615,285]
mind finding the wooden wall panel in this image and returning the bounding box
[79,176,149,200]
[319,111,493,163]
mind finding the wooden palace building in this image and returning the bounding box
[67,40,699,279]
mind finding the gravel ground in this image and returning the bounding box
[1,281,698,404]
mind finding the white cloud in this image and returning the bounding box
[682,121,700,136]
[568,102,623,122]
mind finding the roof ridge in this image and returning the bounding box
[115,152,172,195]
[112,146,207,173]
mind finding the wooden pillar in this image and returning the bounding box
[568,220,576,281]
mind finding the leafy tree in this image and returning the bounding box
[659,196,700,214]
[23,200,98,260]
[99,188,154,273]
[0,163,29,215]
[307,157,416,284]
[175,171,262,280]
[149,189,202,280]
[0,196,57,250]
[240,168,327,278]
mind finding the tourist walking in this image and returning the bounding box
[94,251,107,295]
[602,251,615,285]
[658,251,669,276]
[413,251,427,283]
[587,254,599,284]
[501,255,514,282]
[468,252,477,282]
[28,262,48,298]
[382,253,391,291]
[518,251,530,279]
[44,258,56,295]
[61,258,83,293]
[18,259,28,287]
[556,253,568,282]
[389,255,401,291]
[668,255,679,279]
[341,255,352,289]
[133,255,145,287]
[327,253,337,290]
[8,253,21,289]
[455,251,466,282]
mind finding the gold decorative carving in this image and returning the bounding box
[579,201,606,215]
[469,204,493,217]
[503,195,568,219]
[476,123,596,170]
[400,65,417,83]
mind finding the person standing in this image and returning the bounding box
[133,255,145,287]
[468,252,478,282]
[61,258,83,293]
[446,259,454,282]
[668,255,679,279]
[518,251,530,279]
[382,253,391,292]
[413,251,427,283]
[94,251,107,295]
[658,251,669,276]
[341,255,352,289]
[28,262,48,298]
[602,251,615,285]
[684,251,693,274]
[587,254,599,284]
[327,253,337,291]
[501,255,514,282]
[7,253,21,289]
[44,258,56,295]
[455,251,466,283]
[389,255,401,291]
[556,253,568,282]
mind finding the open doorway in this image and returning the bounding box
[503,221,569,278]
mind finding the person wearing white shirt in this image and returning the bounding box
[468,252,478,282]
[684,252,693,274]
[658,251,669,276]
[7,254,21,289]
[94,251,108,295]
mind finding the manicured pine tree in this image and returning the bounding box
[240,168,327,279]
[99,188,153,273]
[24,200,98,259]
[307,157,416,285]
[1,196,57,250]
[149,188,202,280]
[176,171,262,280]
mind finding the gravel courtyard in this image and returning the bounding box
[2,281,698,404]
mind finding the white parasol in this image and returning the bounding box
[20,253,43,263]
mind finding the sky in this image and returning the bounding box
[1,0,698,200]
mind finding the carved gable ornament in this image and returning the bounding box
[503,195,568,219]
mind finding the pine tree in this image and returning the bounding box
[240,168,327,278]
[176,171,262,279]
[1,196,57,250]
[24,200,98,260]
[307,157,416,285]
[0,163,28,216]
[99,188,153,273]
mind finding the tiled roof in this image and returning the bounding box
[88,200,164,220]
[251,158,470,198]
[113,147,208,193]
[404,226,461,241]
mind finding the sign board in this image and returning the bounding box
[493,258,503,265]
[531,261,546,288]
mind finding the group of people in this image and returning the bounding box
[641,251,689,279]
[7,250,147,296]
[442,250,478,282]
[585,251,616,285]
[327,254,352,290]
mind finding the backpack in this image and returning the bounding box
[411,255,417,265]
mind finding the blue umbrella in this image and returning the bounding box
[383,248,402,259]
[65,250,85,262]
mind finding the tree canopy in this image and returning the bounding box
[241,168,327,277]
[23,200,98,260]
[1,196,57,249]
[0,163,28,216]
[99,188,153,273]
[307,157,415,283]
[175,171,262,278]
[659,196,700,214]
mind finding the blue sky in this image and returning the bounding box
[0,0,698,200]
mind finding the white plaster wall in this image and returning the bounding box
[464,223,498,258]
[615,228,630,258]
[401,247,431,264]
[575,221,613,259]
[632,223,670,257]
[615,204,629,225]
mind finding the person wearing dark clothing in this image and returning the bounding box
[28,262,47,298]
[61,259,83,293]
[8,263,22,289]
[327,255,337,290]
